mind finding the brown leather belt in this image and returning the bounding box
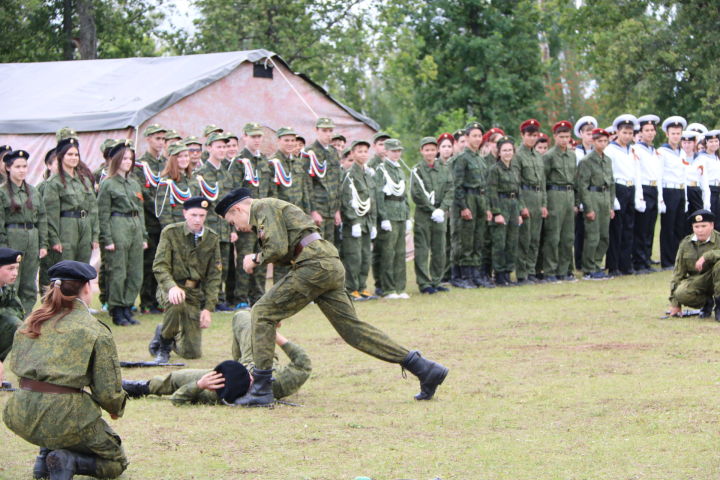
[20,378,83,394]
[294,232,322,258]
[184,279,198,288]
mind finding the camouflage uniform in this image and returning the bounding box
[515,143,546,281]
[3,300,128,478]
[157,173,198,229]
[0,283,23,361]
[487,159,523,273]
[542,146,577,276]
[0,182,48,314]
[153,222,222,359]
[97,174,147,310]
[306,140,343,242]
[43,173,99,263]
[669,230,720,308]
[375,159,410,295]
[249,198,409,371]
[368,153,386,291]
[36,179,60,290]
[452,147,489,267]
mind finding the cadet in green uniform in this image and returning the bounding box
[411,137,453,294]
[341,140,378,300]
[306,117,343,245]
[121,310,311,404]
[229,123,269,309]
[515,119,548,285]
[452,122,494,288]
[93,139,118,311]
[201,124,223,163]
[436,133,456,284]
[668,210,720,320]
[97,140,148,327]
[3,261,128,480]
[157,143,197,228]
[194,132,236,311]
[0,248,23,367]
[375,139,411,299]
[216,189,448,406]
[542,121,577,282]
[43,138,99,264]
[0,151,48,314]
[367,132,391,294]
[575,128,615,279]
[182,135,204,171]
[148,197,222,363]
[133,123,167,314]
[487,136,523,286]
[163,129,182,157]
[37,149,59,291]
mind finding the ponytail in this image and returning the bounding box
[20,279,86,338]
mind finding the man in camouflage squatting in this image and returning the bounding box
[0,248,24,382]
[148,196,221,363]
[216,188,449,406]
[306,117,343,246]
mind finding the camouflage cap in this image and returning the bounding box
[276,126,297,138]
[100,138,118,154]
[243,122,264,136]
[164,129,182,141]
[108,138,135,158]
[351,140,370,150]
[316,117,335,129]
[181,136,203,146]
[384,138,404,151]
[372,131,391,143]
[464,121,485,134]
[419,136,437,148]
[143,123,167,137]
[206,132,230,146]
[168,142,190,156]
[203,124,223,137]
[332,133,346,142]
[56,127,78,142]
[342,146,352,158]
[225,132,239,141]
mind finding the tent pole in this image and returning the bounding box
[264,57,319,119]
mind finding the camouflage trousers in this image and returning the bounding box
[0,313,22,361]
[250,255,409,370]
[58,216,93,263]
[157,288,203,359]
[234,231,266,306]
[673,262,720,308]
[341,228,371,293]
[375,220,407,294]
[141,229,161,309]
[8,227,40,315]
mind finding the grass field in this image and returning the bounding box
[1,268,719,479]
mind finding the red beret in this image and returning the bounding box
[436,132,454,145]
[519,119,541,132]
[552,120,573,133]
[537,132,549,141]
[591,128,610,137]
[481,127,506,143]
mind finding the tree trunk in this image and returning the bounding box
[62,0,74,60]
[76,0,97,59]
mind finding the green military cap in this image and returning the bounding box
[384,138,404,151]
[372,132,391,143]
[464,121,485,134]
[332,133,346,142]
[496,135,514,149]
[168,142,190,156]
[203,124,223,137]
[316,117,335,129]
[55,127,78,142]
[225,132,239,141]
[276,126,297,138]
[351,140,370,150]
[143,123,167,137]
[181,136,202,146]
[164,129,182,141]
[342,146,352,158]
[419,136,437,148]
[243,122,264,136]
[206,132,230,145]
[100,138,118,154]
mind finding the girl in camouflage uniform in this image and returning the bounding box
[157,143,197,228]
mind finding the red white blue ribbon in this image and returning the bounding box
[135,161,160,188]
[268,158,293,187]
[196,175,219,201]
[240,158,260,187]
[304,150,327,178]
[158,179,192,206]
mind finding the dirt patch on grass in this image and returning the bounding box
[510,342,654,351]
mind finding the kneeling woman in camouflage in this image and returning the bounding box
[2,261,128,480]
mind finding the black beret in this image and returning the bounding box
[0,248,23,267]
[3,150,30,164]
[107,139,134,159]
[44,148,56,165]
[56,137,79,153]
[689,209,715,224]
[48,260,97,282]
[183,196,211,211]
[214,188,253,217]
[0,145,12,154]
[214,360,251,403]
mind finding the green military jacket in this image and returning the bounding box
[410,160,453,215]
[194,158,235,242]
[375,159,409,222]
[43,172,99,246]
[0,284,24,320]
[0,181,48,250]
[97,174,147,246]
[92,162,106,188]
[367,154,385,171]
[157,172,199,228]
[4,300,126,446]
[670,230,720,306]
[543,145,576,187]
[515,143,547,207]
[341,162,377,231]
[305,140,342,217]
[228,147,268,199]
[132,151,166,234]
[249,198,337,266]
[452,147,487,210]
[264,151,312,212]
[487,159,525,214]
[153,222,222,310]
[575,150,615,214]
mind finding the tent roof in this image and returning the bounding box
[0,49,378,134]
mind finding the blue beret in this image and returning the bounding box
[215,188,253,217]
[48,260,97,282]
[214,360,251,403]
[183,196,210,211]
[0,248,23,267]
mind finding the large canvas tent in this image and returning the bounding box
[0,49,379,183]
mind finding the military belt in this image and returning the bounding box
[294,232,322,258]
[547,185,573,191]
[642,181,658,187]
[111,212,139,217]
[521,184,542,192]
[498,192,518,199]
[5,222,36,229]
[614,178,633,186]
[662,182,684,189]
[688,182,699,188]
[384,196,404,201]
[20,378,83,394]
[587,186,608,192]
[463,187,485,195]
[183,279,199,288]
[60,210,88,218]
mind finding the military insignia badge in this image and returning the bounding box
[16,255,22,263]
[201,200,209,208]
[696,215,703,222]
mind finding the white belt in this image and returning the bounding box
[615,178,634,186]
[663,182,684,189]
[641,181,658,187]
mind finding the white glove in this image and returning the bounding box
[380,220,392,232]
[370,226,377,240]
[577,203,584,213]
[685,201,689,213]
[613,198,621,211]
[635,199,646,213]
[659,201,667,214]
[406,219,413,232]
[431,208,445,223]
[351,224,362,238]
[382,183,393,195]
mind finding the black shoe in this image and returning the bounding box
[451,266,475,289]
[123,306,140,325]
[481,273,496,289]
[420,286,437,294]
[527,274,538,283]
[110,307,130,326]
[122,380,150,398]
[233,369,275,407]
[435,285,450,292]
[148,324,163,356]
[401,350,449,400]
[215,302,234,312]
[374,288,385,297]
[714,297,720,322]
[544,275,560,283]
[33,448,50,479]
[495,272,509,287]
[562,273,577,282]
[45,449,97,480]
[607,269,621,277]
[154,335,173,363]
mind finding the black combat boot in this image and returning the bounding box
[122,380,150,398]
[110,307,129,326]
[450,266,473,289]
[33,448,50,479]
[154,336,173,363]
[233,369,275,407]
[148,324,163,356]
[715,297,720,322]
[495,272,509,287]
[699,298,714,319]
[474,268,495,289]
[401,350,449,401]
[458,267,478,288]
[123,307,140,325]
[45,450,97,480]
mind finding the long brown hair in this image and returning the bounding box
[3,156,33,213]
[161,153,192,183]
[107,147,135,178]
[56,142,94,189]
[20,280,86,338]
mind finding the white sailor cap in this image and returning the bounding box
[681,130,699,141]
[687,122,708,135]
[661,116,687,133]
[605,125,616,135]
[573,116,598,138]
[637,115,660,128]
[612,114,639,131]
[704,130,720,141]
